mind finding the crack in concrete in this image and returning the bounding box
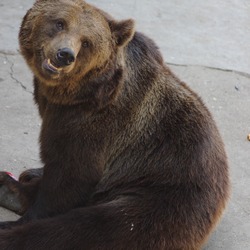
[0,50,19,56]
[2,51,249,93]
[9,62,33,94]
[3,54,32,95]
[166,62,250,80]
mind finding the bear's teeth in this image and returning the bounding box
[47,59,61,71]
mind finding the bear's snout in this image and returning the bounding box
[56,48,75,66]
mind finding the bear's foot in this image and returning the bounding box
[19,168,43,184]
[0,172,22,214]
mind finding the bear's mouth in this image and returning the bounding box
[42,59,62,74]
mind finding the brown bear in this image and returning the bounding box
[0,0,230,249]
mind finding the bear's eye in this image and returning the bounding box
[56,21,64,31]
[82,41,90,48]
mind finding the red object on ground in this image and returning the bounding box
[6,172,18,181]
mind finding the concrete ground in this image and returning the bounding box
[0,0,249,249]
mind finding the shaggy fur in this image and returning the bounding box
[0,0,230,249]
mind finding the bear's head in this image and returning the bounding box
[19,0,135,88]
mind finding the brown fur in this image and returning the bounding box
[0,0,230,249]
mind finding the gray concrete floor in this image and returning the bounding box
[0,0,249,249]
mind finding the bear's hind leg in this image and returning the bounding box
[0,196,204,250]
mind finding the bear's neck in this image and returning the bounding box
[38,61,125,112]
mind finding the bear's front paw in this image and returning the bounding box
[0,171,19,193]
[0,172,22,214]
[0,172,10,184]
[0,171,18,185]
[19,168,43,184]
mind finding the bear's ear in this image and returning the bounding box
[109,19,135,47]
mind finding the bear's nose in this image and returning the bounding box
[56,48,75,66]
